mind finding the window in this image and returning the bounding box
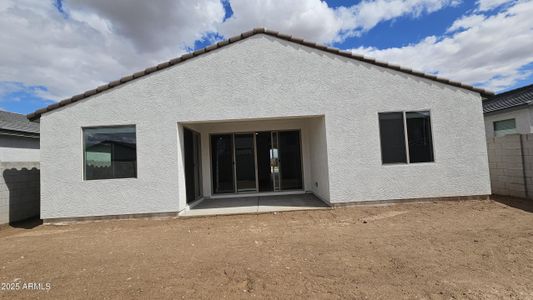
[493,119,516,137]
[406,112,434,163]
[83,126,137,180]
[378,112,407,164]
[378,111,434,164]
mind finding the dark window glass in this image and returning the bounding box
[279,131,303,190]
[184,128,202,203]
[378,112,407,164]
[256,132,273,192]
[406,111,434,163]
[493,119,516,137]
[211,134,235,193]
[84,126,137,180]
[235,133,256,192]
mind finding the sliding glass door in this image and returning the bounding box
[235,133,257,192]
[184,128,202,203]
[211,134,235,194]
[279,131,303,190]
[256,132,273,192]
[210,130,303,195]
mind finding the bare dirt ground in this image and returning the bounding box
[1,197,533,299]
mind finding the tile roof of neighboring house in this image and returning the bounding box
[0,110,39,136]
[27,28,494,121]
[483,83,533,114]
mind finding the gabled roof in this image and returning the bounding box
[27,28,494,121]
[0,110,39,136]
[483,83,533,114]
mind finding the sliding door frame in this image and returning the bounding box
[277,129,304,192]
[234,132,259,193]
[210,133,236,194]
[209,129,304,196]
[183,127,203,203]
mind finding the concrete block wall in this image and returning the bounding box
[0,162,40,225]
[521,134,533,198]
[486,133,533,199]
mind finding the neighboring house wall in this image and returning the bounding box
[0,162,40,225]
[484,107,533,138]
[38,34,491,219]
[486,134,533,198]
[0,135,40,162]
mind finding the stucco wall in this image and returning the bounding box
[0,135,40,162]
[39,34,490,218]
[308,117,330,202]
[0,162,40,225]
[484,107,533,138]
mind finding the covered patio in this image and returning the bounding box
[177,115,331,214]
[179,193,329,216]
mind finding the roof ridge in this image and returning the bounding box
[27,27,494,120]
[1,110,27,117]
[487,83,533,100]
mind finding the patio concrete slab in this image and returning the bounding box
[180,193,329,217]
[257,193,329,212]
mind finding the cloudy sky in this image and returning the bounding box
[1,0,532,114]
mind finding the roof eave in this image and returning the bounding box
[483,103,530,115]
[0,128,40,138]
[27,27,494,121]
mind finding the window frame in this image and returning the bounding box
[82,124,138,181]
[493,118,517,137]
[378,110,435,165]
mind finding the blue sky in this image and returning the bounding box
[331,1,470,49]
[1,0,532,114]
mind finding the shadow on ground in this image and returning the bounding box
[492,195,533,213]
[8,217,43,229]
[193,194,329,210]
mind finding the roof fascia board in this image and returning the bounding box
[27,28,494,121]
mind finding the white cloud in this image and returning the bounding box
[0,0,225,100]
[219,0,458,44]
[353,0,533,91]
[338,0,460,35]
[0,0,498,107]
[220,0,342,42]
[446,14,485,32]
[0,82,25,98]
[476,0,515,11]
[218,0,343,44]
[69,0,225,53]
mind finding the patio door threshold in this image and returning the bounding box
[210,190,306,199]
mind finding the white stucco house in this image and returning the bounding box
[483,84,533,138]
[27,28,492,221]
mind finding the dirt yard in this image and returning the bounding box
[1,197,532,299]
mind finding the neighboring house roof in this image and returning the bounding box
[0,110,39,137]
[27,28,494,121]
[483,83,533,114]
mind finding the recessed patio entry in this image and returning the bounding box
[210,130,303,194]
